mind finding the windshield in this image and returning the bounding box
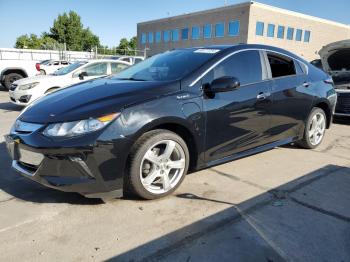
[113,49,220,81]
[53,61,87,76]
[40,60,51,65]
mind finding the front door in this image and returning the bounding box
[202,50,273,163]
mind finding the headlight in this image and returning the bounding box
[43,113,120,137]
[18,82,40,90]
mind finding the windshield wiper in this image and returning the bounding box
[117,77,146,81]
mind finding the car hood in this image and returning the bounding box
[14,74,64,85]
[19,78,180,123]
[319,40,350,86]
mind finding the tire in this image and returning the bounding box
[4,73,23,90]
[297,107,327,149]
[125,129,190,200]
[40,69,46,75]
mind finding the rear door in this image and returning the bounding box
[203,50,273,163]
[265,51,313,142]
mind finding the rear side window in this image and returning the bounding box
[267,53,296,78]
[111,63,128,74]
[212,50,262,85]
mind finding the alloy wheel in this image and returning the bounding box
[140,139,186,194]
[308,112,326,146]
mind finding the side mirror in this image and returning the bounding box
[205,76,240,93]
[79,71,88,80]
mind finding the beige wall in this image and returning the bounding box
[137,3,250,56]
[247,3,350,61]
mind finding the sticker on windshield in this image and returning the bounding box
[194,49,220,54]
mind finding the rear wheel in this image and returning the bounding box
[4,73,23,90]
[297,107,327,149]
[125,130,189,199]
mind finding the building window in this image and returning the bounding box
[304,30,311,42]
[296,29,303,41]
[192,26,201,39]
[164,30,171,42]
[287,27,294,40]
[155,31,161,43]
[141,33,146,44]
[256,22,264,36]
[203,24,212,39]
[181,28,189,40]
[267,24,275,37]
[148,32,154,44]
[172,29,179,42]
[215,22,225,37]
[228,20,240,36]
[277,25,285,39]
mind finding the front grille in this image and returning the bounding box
[10,84,17,91]
[336,93,350,114]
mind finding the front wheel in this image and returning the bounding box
[125,130,189,199]
[297,107,327,149]
[4,73,23,90]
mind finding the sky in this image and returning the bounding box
[0,0,349,48]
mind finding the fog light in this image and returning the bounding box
[19,95,32,103]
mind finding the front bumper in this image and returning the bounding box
[4,123,131,199]
[9,90,33,106]
[335,90,350,116]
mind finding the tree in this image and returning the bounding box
[15,34,43,49]
[14,11,100,51]
[116,37,137,55]
[49,11,100,51]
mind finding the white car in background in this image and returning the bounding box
[9,59,130,106]
[36,60,71,75]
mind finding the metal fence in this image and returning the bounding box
[0,47,148,61]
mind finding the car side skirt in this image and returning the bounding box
[204,137,297,169]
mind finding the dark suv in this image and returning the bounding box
[5,44,336,200]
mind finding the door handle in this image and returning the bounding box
[257,92,271,100]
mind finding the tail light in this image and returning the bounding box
[35,63,40,71]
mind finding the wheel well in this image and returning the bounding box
[45,87,60,93]
[149,123,198,171]
[314,102,331,128]
[2,69,27,78]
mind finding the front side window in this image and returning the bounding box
[164,31,170,42]
[287,27,294,40]
[210,50,262,86]
[228,20,240,36]
[172,29,179,42]
[215,23,225,38]
[111,63,128,74]
[256,22,264,36]
[267,24,275,37]
[277,26,285,39]
[304,30,311,42]
[267,52,296,78]
[192,26,201,39]
[296,29,302,41]
[148,32,154,44]
[114,48,220,81]
[181,28,189,40]
[141,33,147,44]
[155,31,161,43]
[203,24,212,39]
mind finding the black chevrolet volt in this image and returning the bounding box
[5,44,336,200]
